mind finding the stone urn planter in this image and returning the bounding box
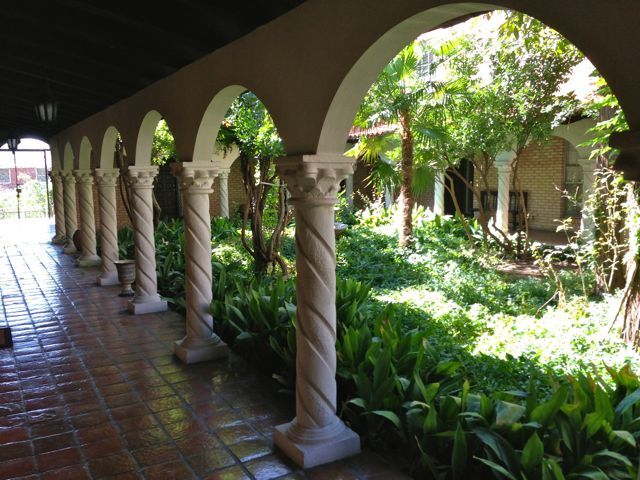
[72,229,82,251]
[334,222,349,239]
[114,260,136,297]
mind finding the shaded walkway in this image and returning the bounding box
[0,224,407,479]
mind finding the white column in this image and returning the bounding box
[218,168,230,218]
[95,168,120,285]
[172,162,228,364]
[49,171,66,244]
[127,166,168,314]
[61,171,78,254]
[74,169,101,267]
[433,171,445,216]
[345,174,354,210]
[494,152,516,234]
[274,154,360,469]
[577,157,597,236]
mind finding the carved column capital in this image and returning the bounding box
[218,168,230,179]
[61,170,76,185]
[127,166,158,189]
[494,151,517,173]
[171,162,219,194]
[49,170,63,182]
[73,169,94,185]
[275,155,354,205]
[94,168,120,187]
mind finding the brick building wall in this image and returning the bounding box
[115,185,133,228]
[474,136,579,231]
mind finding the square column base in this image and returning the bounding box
[174,338,229,364]
[274,422,361,469]
[128,299,168,315]
[97,271,119,286]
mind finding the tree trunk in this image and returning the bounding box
[398,111,414,247]
[239,152,291,277]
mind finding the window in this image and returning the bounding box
[0,169,10,184]
[418,50,435,80]
[564,146,583,217]
[36,168,47,182]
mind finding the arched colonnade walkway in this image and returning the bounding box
[42,0,640,469]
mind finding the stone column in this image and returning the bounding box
[61,171,78,254]
[127,166,168,314]
[74,170,101,267]
[95,168,120,285]
[172,162,228,364]
[433,171,445,216]
[345,174,354,210]
[218,168,230,218]
[577,157,597,236]
[49,171,66,244]
[274,154,360,469]
[494,152,516,234]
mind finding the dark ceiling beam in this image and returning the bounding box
[0,0,308,136]
[57,0,210,59]
[0,33,174,85]
[0,5,206,64]
[173,0,242,43]
[0,63,129,101]
[0,33,183,79]
[0,52,140,94]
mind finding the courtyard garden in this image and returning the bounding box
[117,203,640,479]
[112,10,640,479]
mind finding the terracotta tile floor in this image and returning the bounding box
[0,220,409,480]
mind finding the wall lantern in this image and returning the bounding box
[7,135,20,152]
[34,81,59,124]
[35,99,59,124]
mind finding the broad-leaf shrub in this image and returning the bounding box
[209,267,640,478]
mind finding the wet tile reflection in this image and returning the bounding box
[0,223,407,479]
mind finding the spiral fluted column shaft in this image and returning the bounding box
[218,169,230,218]
[61,171,78,253]
[292,197,340,433]
[128,167,159,298]
[49,171,66,244]
[172,162,227,364]
[74,170,101,266]
[273,155,360,468]
[95,169,120,283]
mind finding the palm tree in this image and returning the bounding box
[351,42,456,246]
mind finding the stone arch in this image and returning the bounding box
[212,144,241,170]
[552,118,597,159]
[135,110,169,166]
[78,136,92,170]
[62,142,74,172]
[316,3,620,155]
[192,85,247,162]
[100,126,122,169]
